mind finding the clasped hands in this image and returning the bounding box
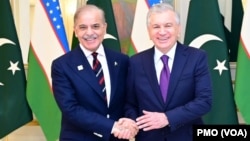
[112,118,138,140]
[112,110,169,139]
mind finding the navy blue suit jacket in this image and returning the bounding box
[52,46,129,141]
[125,42,212,141]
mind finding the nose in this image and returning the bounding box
[159,27,167,35]
[85,26,94,35]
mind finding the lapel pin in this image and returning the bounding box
[114,61,118,66]
[77,65,84,71]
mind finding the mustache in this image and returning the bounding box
[83,34,98,40]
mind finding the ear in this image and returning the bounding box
[177,25,181,38]
[73,27,78,37]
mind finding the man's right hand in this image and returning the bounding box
[112,118,139,140]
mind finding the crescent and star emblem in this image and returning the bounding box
[104,33,117,40]
[189,34,222,48]
[189,34,228,76]
[0,38,16,86]
[0,38,16,46]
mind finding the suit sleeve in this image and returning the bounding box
[124,59,139,120]
[51,59,114,140]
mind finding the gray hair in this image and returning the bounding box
[73,4,106,26]
[146,3,180,26]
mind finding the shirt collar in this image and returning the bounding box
[154,42,177,62]
[80,44,105,58]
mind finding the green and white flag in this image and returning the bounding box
[0,0,32,138]
[27,0,69,140]
[184,0,238,124]
[235,0,250,124]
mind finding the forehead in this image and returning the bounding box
[150,10,176,23]
[76,9,103,25]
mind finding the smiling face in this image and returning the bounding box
[147,10,180,53]
[74,6,107,52]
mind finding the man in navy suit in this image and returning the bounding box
[125,3,212,141]
[52,5,138,141]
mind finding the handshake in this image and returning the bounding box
[111,110,168,139]
[112,118,139,140]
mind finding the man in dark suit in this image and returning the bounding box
[51,5,137,141]
[125,3,212,141]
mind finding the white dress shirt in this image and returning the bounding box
[154,43,177,84]
[80,44,111,107]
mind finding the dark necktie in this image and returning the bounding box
[92,52,106,101]
[160,55,170,102]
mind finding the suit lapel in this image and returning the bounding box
[105,49,119,103]
[142,47,165,105]
[68,47,103,97]
[165,43,188,106]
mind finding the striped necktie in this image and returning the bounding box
[92,52,106,101]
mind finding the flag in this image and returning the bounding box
[71,0,121,52]
[184,0,238,124]
[219,0,243,62]
[0,0,32,138]
[27,0,70,140]
[129,0,174,56]
[235,0,250,124]
[129,0,160,56]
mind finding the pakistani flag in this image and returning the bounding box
[72,0,121,52]
[0,0,32,138]
[184,0,238,124]
[27,0,69,140]
[235,0,250,124]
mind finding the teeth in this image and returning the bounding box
[84,37,97,41]
[85,38,94,41]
